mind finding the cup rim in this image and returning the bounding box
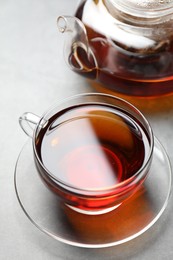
[32,92,154,195]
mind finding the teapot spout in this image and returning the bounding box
[57,15,97,78]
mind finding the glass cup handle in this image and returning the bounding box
[19,112,42,138]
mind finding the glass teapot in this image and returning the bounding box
[57,0,173,96]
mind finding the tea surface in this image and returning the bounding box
[36,104,149,190]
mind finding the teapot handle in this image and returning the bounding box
[57,16,97,75]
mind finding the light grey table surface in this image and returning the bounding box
[1,0,173,259]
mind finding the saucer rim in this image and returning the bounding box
[14,136,172,248]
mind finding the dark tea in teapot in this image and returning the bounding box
[75,0,173,96]
[59,0,173,96]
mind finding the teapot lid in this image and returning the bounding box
[108,0,173,18]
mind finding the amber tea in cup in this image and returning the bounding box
[19,93,154,214]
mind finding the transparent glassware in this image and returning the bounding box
[15,93,172,247]
[57,0,173,96]
[18,93,154,215]
[14,137,172,247]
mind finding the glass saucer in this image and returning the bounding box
[14,137,172,248]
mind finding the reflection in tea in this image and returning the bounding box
[35,104,151,211]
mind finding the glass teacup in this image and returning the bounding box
[19,93,154,214]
